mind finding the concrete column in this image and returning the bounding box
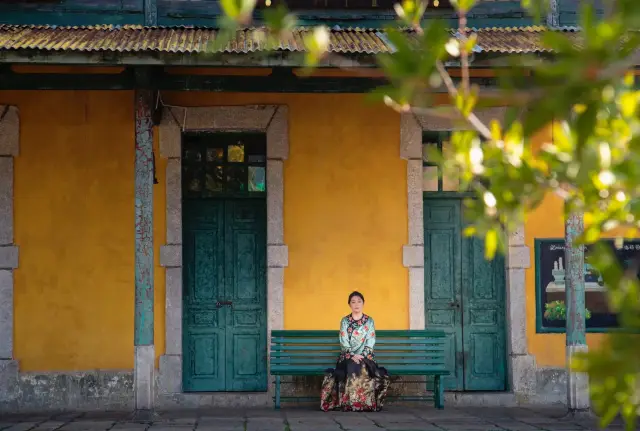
[134,89,155,411]
[506,227,537,397]
[546,0,559,27]
[400,113,426,330]
[564,210,590,411]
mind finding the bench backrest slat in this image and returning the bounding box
[270,345,443,352]
[271,329,446,338]
[271,338,445,345]
[270,365,447,373]
[271,351,444,358]
[269,330,448,373]
[271,358,445,364]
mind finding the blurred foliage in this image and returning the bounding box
[213,0,640,428]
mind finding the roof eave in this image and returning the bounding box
[0,49,543,68]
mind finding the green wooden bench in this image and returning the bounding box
[269,330,449,410]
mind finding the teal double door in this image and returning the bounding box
[182,198,267,392]
[424,198,507,391]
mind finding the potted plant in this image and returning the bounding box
[544,300,592,321]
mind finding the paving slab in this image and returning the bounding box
[109,424,147,430]
[196,429,243,431]
[147,427,195,431]
[1,406,635,431]
[32,421,68,431]
[60,421,116,430]
[381,425,441,431]
[287,419,336,425]
[197,419,243,426]
[2,423,41,431]
[485,421,543,431]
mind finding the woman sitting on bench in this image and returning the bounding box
[320,291,390,412]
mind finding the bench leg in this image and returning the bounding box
[434,375,444,409]
[275,376,281,410]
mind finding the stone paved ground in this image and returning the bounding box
[0,407,633,431]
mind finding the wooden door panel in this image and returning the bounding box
[182,201,226,392]
[423,199,464,391]
[461,231,507,391]
[224,199,268,392]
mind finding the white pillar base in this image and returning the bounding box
[134,345,155,410]
[566,344,590,411]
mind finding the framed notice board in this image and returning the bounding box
[534,238,640,333]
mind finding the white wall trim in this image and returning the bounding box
[157,105,288,400]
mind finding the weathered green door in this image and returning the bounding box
[424,198,506,391]
[181,132,268,392]
[182,199,267,392]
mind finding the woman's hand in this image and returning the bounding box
[352,354,364,364]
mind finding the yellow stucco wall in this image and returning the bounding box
[162,93,409,330]
[281,96,407,329]
[0,90,166,372]
[1,90,408,371]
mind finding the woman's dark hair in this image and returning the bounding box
[348,291,365,304]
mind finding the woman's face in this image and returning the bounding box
[349,295,364,314]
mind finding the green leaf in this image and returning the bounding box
[619,92,638,118]
[262,4,296,35]
[484,229,498,259]
[219,0,241,19]
[450,0,477,13]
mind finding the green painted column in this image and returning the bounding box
[546,0,559,27]
[564,210,590,411]
[144,0,157,26]
[134,87,155,412]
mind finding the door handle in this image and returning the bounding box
[449,301,460,309]
[216,300,233,308]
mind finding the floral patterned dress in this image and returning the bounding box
[320,314,391,412]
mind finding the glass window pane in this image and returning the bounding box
[442,174,460,191]
[226,166,247,191]
[206,147,224,162]
[245,136,267,160]
[423,142,438,163]
[248,166,266,192]
[248,155,266,163]
[441,138,453,159]
[183,165,204,197]
[203,166,224,196]
[423,166,439,191]
[184,148,202,163]
[228,143,245,163]
[440,136,459,191]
